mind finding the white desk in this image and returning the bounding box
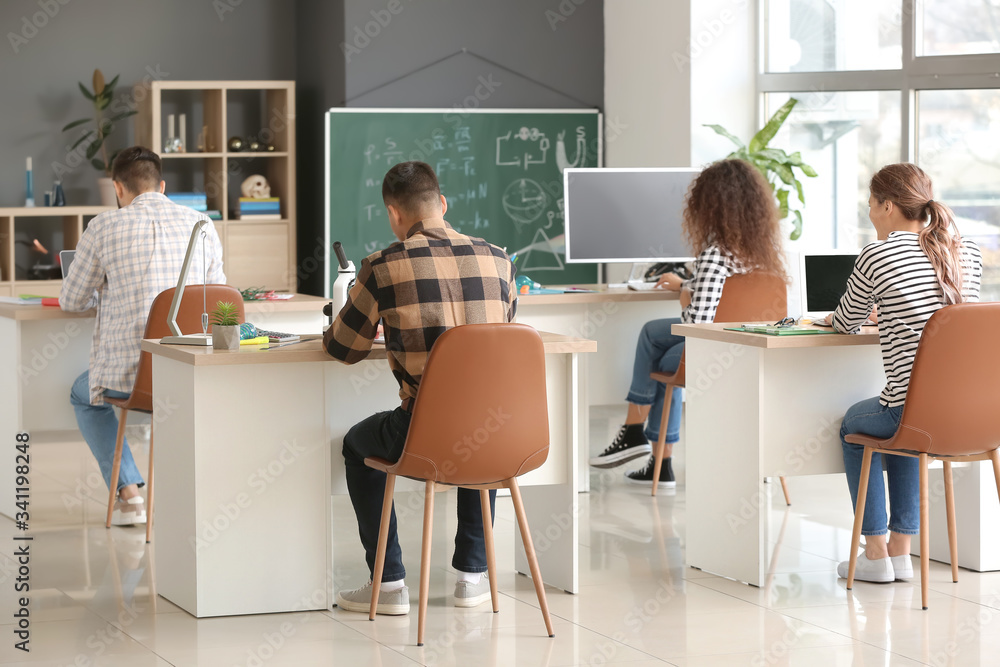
[677,323,1000,587]
[518,286,680,490]
[142,332,594,617]
[0,296,327,519]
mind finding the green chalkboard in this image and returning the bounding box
[325,109,601,294]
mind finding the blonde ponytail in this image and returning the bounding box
[918,199,965,305]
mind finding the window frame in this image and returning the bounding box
[759,0,1000,164]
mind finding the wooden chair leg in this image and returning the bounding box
[651,388,673,497]
[418,480,435,647]
[942,460,959,584]
[506,479,554,638]
[846,446,874,590]
[105,409,130,528]
[919,453,930,610]
[369,473,397,621]
[779,476,791,506]
[480,489,499,613]
[145,425,154,543]
[990,450,1000,507]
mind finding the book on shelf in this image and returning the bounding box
[235,213,282,221]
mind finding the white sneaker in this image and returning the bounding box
[336,581,410,615]
[454,573,492,608]
[837,551,894,583]
[111,496,146,526]
[891,555,914,580]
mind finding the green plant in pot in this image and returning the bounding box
[704,98,818,240]
[61,69,137,207]
[210,301,241,350]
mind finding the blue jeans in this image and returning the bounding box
[626,318,684,444]
[70,371,144,493]
[343,407,497,582]
[841,396,918,537]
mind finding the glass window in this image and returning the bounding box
[766,0,901,72]
[918,89,1000,301]
[765,91,901,250]
[920,0,1000,56]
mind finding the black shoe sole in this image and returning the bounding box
[589,444,652,468]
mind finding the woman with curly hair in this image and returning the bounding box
[589,159,787,486]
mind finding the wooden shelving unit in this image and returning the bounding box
[134,80,297,291]
[0,206,112,298]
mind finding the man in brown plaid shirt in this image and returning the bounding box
[324,161,516,616]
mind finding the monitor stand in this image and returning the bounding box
[609,263,648,289]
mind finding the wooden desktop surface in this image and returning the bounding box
[0,293,326,321]
[673,322,880,349]
[142,330,597,367]
[518,284,678,305]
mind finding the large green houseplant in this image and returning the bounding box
[62,69,137,206]
[705,98,817,240]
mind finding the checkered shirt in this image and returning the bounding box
[323,219,517,409]
[680,245,751,323]
[60,192,225,404]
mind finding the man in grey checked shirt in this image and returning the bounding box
[61,147,225,526]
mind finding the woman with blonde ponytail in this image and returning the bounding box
[831,163,983,584]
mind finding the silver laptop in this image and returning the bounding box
[59,249,76,280]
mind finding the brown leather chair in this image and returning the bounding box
[365,323,554,646]
[105,285,245,543]
[845,303,1000,610]
[648,272,788,497]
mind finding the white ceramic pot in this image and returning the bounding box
[212,325,240,350]
[97,177,117,207]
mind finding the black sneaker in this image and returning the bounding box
[625,456,676,488]
[589,424,651,468]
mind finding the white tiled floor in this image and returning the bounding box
[4,415,1000,665]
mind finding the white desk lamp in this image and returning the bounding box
[160,220,213,346]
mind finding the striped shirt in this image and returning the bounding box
[680,245,752,323]
[60,192,225,404]
[832,231,982,407]
[323,218,516,409]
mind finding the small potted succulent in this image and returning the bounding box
[210,301,241,350]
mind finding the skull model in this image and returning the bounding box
[241,175,271,199]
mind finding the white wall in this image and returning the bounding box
[690,1,757,167]
[603,0,757,281]
[604,0,691,168]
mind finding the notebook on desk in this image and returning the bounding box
[724,325,839,336]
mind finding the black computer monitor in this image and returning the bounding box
[800,251,859,313]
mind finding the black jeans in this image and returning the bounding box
[343,407,497,582]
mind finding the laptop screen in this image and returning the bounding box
[802,253,858,313]
[59,250,76,280]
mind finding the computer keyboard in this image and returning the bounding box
[627,282,663,291]
[253,329,300,343]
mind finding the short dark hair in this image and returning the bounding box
[381,161,441,214]
[111,146,162,194]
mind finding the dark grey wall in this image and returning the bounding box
[0,0,295,207]
[292,0,604,294]
[295,0,346,297]
[2,0,602,295]
[342,0,603,108]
